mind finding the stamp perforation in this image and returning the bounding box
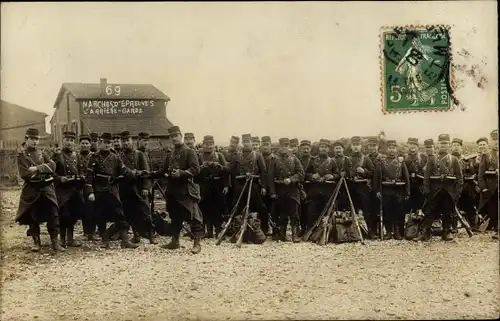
[380,24,456,114]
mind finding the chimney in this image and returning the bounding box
[100,78,107,95]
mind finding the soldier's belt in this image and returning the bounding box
[29,177,54,184]
[485,171,498,175]
[352,178,368,183]
[464,176,475,181]
[95,174,111,179]
[429,176,456,180]
[382,181,406,186]
[274,179,297,184]
[201,176,222,181]
[235,174,260,179]
[416,175,425,179]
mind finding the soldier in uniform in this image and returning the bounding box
[366,136,385,239]
[332,141,352,211]
[184,132,196,149]
[279,137,290,149]
[405,138,427,216]
[271,142,280,155]
[52,131,85,247]
[298,140,313,235]
[197,135,229,238]
[348,136,375,233]
[137,132,151,156]
[424,139,435,158]
[112,133,122,153]
[290,138,299,156]
[415,134,463,242]
[373,140,410,240]
[89,132,99,153]
[304,139,339,233]
[118,131,155,244]
[16,128,64,252]
[451,137,479,231]
[229,134,267,233]
[151,126,204,253]
[260,136,274,236]
[267,143,305,242]
[252,136,261,152]
[78,134,100,241]
[85,133,139,249]
[478,130,499,238]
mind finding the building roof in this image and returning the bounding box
[53,82,171,108]
[80,117,174,136]
[1,100,48,118]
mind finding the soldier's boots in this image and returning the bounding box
[191,236,201,254]
[120,229,139,249]
[87,233,100,241]
[442,230,454,241]
[280,226,291,242]
[50,235,65,252]
[100,225,115,248]
[291,225,301,243]
[271,229,281,241]
[131,231,141,244]
[367,229,378,240]
[148,229,158,244]
[60,227,67,248]
[393,225,404,240]
[205,229,214,239]
[414,227,431,242]
[31,235,42,252]
[163,236,181,250]
[67,227,82,247]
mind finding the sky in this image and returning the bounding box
[1,1,498,143]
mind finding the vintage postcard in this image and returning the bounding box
[0,2,498,321]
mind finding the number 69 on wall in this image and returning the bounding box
[105,85,121,96]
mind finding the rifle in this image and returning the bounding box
[342,176,365,245]
[379,177,384,240]
[454,206,473,237]
[215,175,251,245]
[235,175,255,248]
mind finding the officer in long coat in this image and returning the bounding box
[298,140,313,235]
[197,135,229,238]
[348,136,375,232]
[260,136,274,236]
[451,137,479,231]
[415,134,463,242]
[267,145,305,242]
[405,138,427,216]
[52,131,85,247]
[16,128,64,252]
[331,141,352,211]
[478,130,499,237]
[118,131,155,244]
[152,126,204,253]
[85,132,139,249]
[366,136,385,239]
[78,134,100,241]
[373,140,410,240]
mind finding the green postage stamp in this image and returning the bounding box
[380,25,453,113]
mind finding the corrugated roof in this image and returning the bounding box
[80,117,174,136]
[53,82,170,108]
[0,100,48,117]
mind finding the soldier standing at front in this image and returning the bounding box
[85,133,139,249]
[348,136,375,235]
[304,139,340,233]
[373,140,410,240]
[405,138,427,216]
[415,134,463,242]
[151,126,204,253]
[332,141,352,211]
[229,134,268,231]
[267,144,305,242]
[197,135,229,238]
[260,136,274,236]
[478,130,499,238]
[16,128,64,253]
[79,134,99,241]
[366,136,385,239]
[298,140,313,235]
[451,138,479,231]
[53,131,85,248]
[118,131,155,244]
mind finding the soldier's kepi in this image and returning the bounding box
[373,139,410,240]
[118,130,155,244]
[85,132,140,249]
[415,134,464,242]
[197,135,229,239]
[16,128,65,253]
[151,126,204,254]
[52,131,86,248]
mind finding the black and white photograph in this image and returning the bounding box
[0,2,498,320]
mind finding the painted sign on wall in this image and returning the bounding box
[81,99,164,116]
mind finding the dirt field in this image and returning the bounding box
[1,187,498,321]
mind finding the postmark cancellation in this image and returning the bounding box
[380,25,455,114]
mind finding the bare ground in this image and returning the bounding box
[1,187,498,321]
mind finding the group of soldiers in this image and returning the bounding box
[15,126,499,254]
